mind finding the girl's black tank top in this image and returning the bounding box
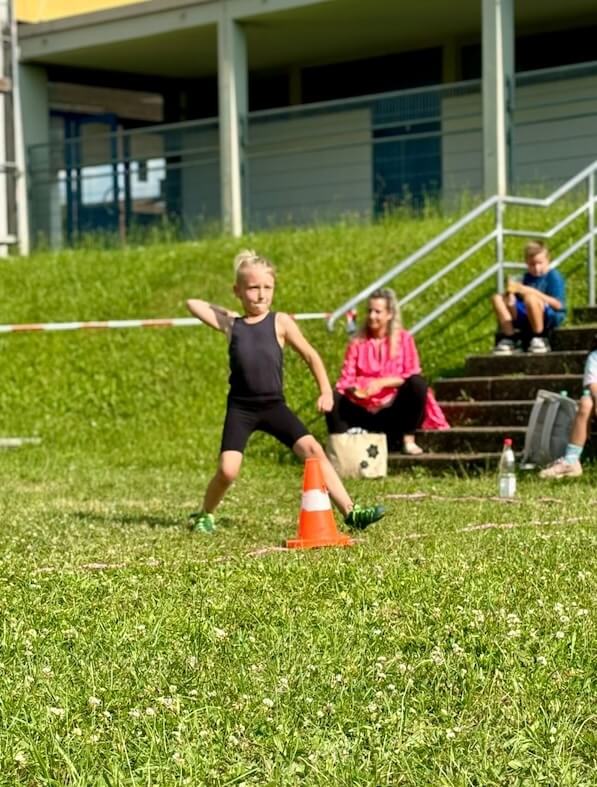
[228,311,283,403]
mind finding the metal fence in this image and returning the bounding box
[26,60,597,248]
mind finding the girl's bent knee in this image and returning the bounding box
[295,436,325,459]
[217,465,240,485]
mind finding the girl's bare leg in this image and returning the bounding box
[293,435,352,517]
[202,450,243,513]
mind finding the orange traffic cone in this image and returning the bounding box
[286,457,354,549]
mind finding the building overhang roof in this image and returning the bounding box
[18,0,597,80]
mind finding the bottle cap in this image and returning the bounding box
[504,438,512,446]
[560,390,568,397]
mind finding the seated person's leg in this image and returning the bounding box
[539,396,592,479]
[382,374,427,452]
[325,390,373,434]
[493,293,522,354]
[523,292,551,353]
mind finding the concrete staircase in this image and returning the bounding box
[389,307,597,471]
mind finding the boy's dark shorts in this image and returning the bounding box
[220,398,310,453]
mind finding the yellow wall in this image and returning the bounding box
[16,1,149,23]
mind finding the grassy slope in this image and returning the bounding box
[0,207,591,468]
[0,211,595,784]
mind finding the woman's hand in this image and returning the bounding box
[317,391,334,413]
[362,378,403,396]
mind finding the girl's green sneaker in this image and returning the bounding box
[344,504,385,530]
[189,511,216,533]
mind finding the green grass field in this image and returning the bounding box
[0,212,595,784]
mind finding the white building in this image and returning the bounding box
[14,0,597,248]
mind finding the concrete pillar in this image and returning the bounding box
[0,3,10,255]
[482,0,514,197]
[218,10,247,237]
[19,63,62,247]
[19,63,61,248]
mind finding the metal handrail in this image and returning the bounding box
[327,160,597,333]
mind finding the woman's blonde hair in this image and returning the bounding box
[359,287,402,356]
[233,249,276,283]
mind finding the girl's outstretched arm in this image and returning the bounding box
[186,299,237,336]
[277,313,333,412]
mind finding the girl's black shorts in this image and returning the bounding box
[220,398,310,453]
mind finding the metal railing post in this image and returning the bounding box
[496,198,504,292]
[589,170,596,306]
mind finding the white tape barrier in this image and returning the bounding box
[0,313,337,335]
[0,437,41,448]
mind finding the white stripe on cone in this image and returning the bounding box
[301,489,332,512]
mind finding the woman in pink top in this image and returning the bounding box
[326,288,449,454]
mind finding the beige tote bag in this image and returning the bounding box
[325,432,388,479]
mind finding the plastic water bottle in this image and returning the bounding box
[498,438,516,498]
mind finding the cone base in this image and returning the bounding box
[285,534,354,549]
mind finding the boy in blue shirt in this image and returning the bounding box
[492,241,566,354]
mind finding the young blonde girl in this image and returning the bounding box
[186,250,384,533]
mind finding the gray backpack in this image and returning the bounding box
[521,389,578,469]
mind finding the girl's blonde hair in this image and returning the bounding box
[359,287,402,357]
[233,249,276,283]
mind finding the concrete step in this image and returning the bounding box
[572,307,597,323]
[552,324,597,350]
[439,400,533,426]
[388,450,504,472]
[465,350,586,376]
[434,373,583,401]
[416,426,527,453]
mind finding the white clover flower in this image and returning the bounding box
[214,627,228,639]
[41,666,54,676]
[88,696,102,707]
[388,683,396,692]
[48,707,65,718]
[262,697,274,708]
[187,656,198,669]
[536,656,547,666]
[555,631,565,640]
[129,708,141,718]
[172,752,184,765]
[576,608,589,617]
[14,751,28,767]
[445,728,456,739]
[72,726,83,736]
[507,629,521,638]
[145,707,156,716]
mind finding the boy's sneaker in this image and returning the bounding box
[529,336,551,354]
[189,511,216,533]
[493,337,515,355]
[539,458,582,479]
[344,504,385,530]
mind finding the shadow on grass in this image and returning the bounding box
[72,509,180,530]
